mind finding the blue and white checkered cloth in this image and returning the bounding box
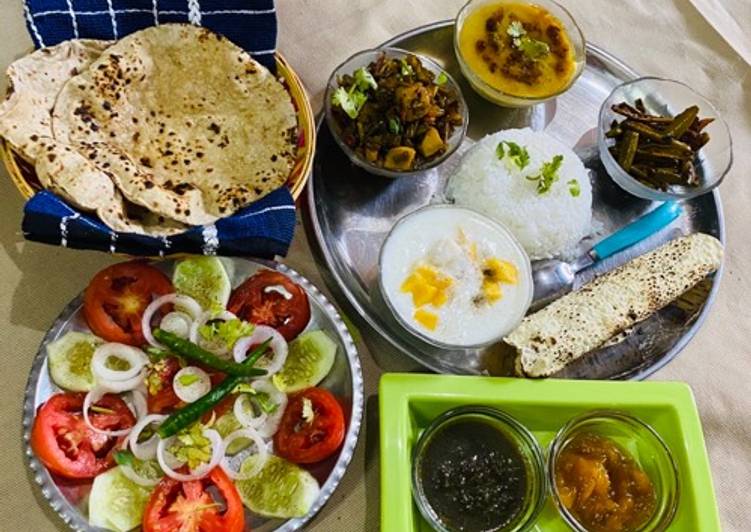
[23,0,277,72]
[20,0,297,258]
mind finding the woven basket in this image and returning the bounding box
[1,52,315,201]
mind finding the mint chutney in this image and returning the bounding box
[417,418,527,531]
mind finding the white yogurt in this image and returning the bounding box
[380,205,533,348]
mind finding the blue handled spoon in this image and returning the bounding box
[531,201,682,309]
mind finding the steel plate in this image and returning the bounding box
[305,20,724,380]
[22,259,363,531]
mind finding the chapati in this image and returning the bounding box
[35,137,186,235]
[0,39,110,162]
[52,24,297,222]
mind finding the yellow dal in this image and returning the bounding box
[458,2,577,98]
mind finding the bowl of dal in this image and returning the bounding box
[454,0,586,107]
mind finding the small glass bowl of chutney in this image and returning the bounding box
[454,0,586,107]
[412,406,546,532]
[548,411,679,532]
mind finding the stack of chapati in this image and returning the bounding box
[0,24,297,235]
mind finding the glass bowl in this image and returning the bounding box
[323,47,468,178]
[598,77,733,201]
[548,410,680,532]
[454,0,586,108]
[412,406,546,532]
[378,204,533,351]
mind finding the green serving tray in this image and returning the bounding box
[379,373,720,531]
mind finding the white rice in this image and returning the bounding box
[446,128,592,260]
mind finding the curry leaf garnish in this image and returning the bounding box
[526,155,564,194]
[353,67,377,91]
[506,20,550,60]
[568,179,581,197]
[496,141,530,170]
[517,38,550,59]
[332,86,368,119]
[388,116,402,134]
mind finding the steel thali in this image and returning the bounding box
[305,20,724,380]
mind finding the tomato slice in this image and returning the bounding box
[228,270,311,341]
[143,467,245,532]
[274,387,346,464]
[31,393,135,479]
[83,261,173,346]
[146,356,184,414]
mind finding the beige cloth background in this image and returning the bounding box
[0,0,748,530]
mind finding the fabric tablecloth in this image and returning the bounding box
[0,0,749,530]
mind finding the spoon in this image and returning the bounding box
[531,201,682,309]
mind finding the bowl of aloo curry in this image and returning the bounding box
[325,48,468,178]
[454,0,585,107]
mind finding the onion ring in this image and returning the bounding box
[124,388,148,420]
[83,387,132,437]
[128,414,166,460]
[233,394,268,430]
[252,379,288,439]
[92,343,148,382]
[172,366,211,403]
[119,462,162,487]
[188,310,238,356]
[97,369,147,393]
[159,311,193,339]
[220,427,268,480]
[156,429,224,481]
[142,294,202,348]
[233,326,288,376]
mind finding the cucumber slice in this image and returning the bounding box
[272,330,337,393]
[88,466,151,532]
[172,257,231,312]
[235,455,320,518]
[213,411,251,455]
[47,331,102,392]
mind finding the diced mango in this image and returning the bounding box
[401,265,453,308]
[414,309,438,330]
[431,289,449,308]
[419,127,444,158]
[482,257,518,285]
[412,283,438,307]
[482,280,503,302]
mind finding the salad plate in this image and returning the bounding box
[22,258,363,531]
[304,20,724,379]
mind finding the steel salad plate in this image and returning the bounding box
[379,373,721,531]
[22,259,364,531]
[305,20,724,379]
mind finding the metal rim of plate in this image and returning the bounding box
[21,259,364,532]
[305,20,725,380]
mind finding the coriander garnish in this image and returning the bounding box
[506,20,550,60]
[526,154,564,194]
[496,141,530,170]
[568,179,581,197]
